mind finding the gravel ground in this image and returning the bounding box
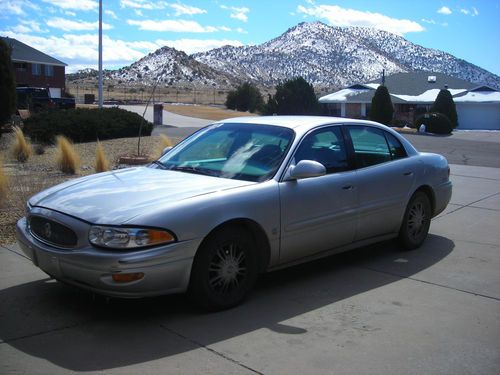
[0,131,182,245]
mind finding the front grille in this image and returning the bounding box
[29,215,78,248]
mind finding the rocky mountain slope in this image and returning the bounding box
[193,21,499,89]
[67,21,500,89]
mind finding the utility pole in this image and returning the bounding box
[98,0,103,108]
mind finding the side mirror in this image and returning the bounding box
[161,146,173,156]
[287,160,326,180]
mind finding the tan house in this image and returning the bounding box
[319,72,500,130]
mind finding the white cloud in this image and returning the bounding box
[437,6,452,15]
[421,18,436,25]
[120,0,167,10]
[236,27,247,34]
[127,19,219,32]
[105,9,118,19]
[12,20,48,33]
[297,4,424,35]
[65,11,77,17]
[220,5,250,22]
[0,31,147,72]
[0,0,39,15]
[168,3,206,16]
[155,38,244,54]
[42,0,98,11]
[0,30,245,72]
[460,7,479,16]
[47,17,113,31]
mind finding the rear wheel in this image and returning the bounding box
[188,226,259,311]
[398,191,431,250]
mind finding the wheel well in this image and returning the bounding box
[414,185,436,215]
[202,219,271,273]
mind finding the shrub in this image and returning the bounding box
[56,136,80,174]
[95,141,110,173]
[431,89,458,128]
[0,39,17,129]
[369,85,394,125]
[264,77,319,115]
[23,107,153,144]
[12,126,32,162]
[153,134,174,159]
[414,112,453,134]
[225,82,264,113]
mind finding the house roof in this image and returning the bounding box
[0,36,67,67]
[368,72,476,95]
[319,72,498,105]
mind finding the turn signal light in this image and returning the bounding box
[112,272,144,283]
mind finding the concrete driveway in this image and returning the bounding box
[1,162,499,374]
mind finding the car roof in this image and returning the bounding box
[220,115,385,131]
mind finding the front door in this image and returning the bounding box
[279,126,357,264]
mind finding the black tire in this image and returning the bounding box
[398,191,432,250]
[188,226,259,311]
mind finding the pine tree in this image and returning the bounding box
[369,85,394,125]
[0,39,17,128]
[225,82,264,113]
[265,77,319,115]
[431,88,458,128]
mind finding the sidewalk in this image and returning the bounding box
[1,164,499,374]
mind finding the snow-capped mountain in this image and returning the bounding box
[108,46,239,87]
[193,21,500,89]
[67,21,500,89]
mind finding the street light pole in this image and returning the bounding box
[98,0,103,108]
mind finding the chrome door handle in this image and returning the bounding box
[342,185,353,190]
[404,172,413,176]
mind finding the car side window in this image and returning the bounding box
[347,126,392,168]
[294,127,349,174]
[385,132,407,159]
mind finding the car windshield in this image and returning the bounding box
[156,122,294,182]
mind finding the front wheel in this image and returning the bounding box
[398,192,432,250]
[188,226,259,311]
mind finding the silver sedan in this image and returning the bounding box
[16,116,452,310]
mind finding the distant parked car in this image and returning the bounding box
[16,87,75,112]
[17,116,452,310]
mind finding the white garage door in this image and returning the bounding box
[457,103,500,130]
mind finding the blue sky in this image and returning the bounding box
[1,0,499,76]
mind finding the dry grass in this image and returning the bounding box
[56,136,81,174]
[0,155,8,207]
[164,104,257,121]
[0,132,184,245]
[95,141,110,173]
[11,126,32,162]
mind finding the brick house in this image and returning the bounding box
[1,36,67,98]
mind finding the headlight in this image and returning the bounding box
[89,226,176,249]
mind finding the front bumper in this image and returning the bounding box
[16,217,201,298]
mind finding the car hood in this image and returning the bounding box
[30,167,254,224]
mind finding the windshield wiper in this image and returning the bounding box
[170,165,217,177]
[150,160,167,169]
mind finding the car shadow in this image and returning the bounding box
[0,234,454,371]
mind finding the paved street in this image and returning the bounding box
[1,161,499,374]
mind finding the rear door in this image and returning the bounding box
[278,126,357,263]
[345,125,416,240]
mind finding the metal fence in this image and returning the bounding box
[66,84,234,106]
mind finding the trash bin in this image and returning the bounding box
[153,103,163,125]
